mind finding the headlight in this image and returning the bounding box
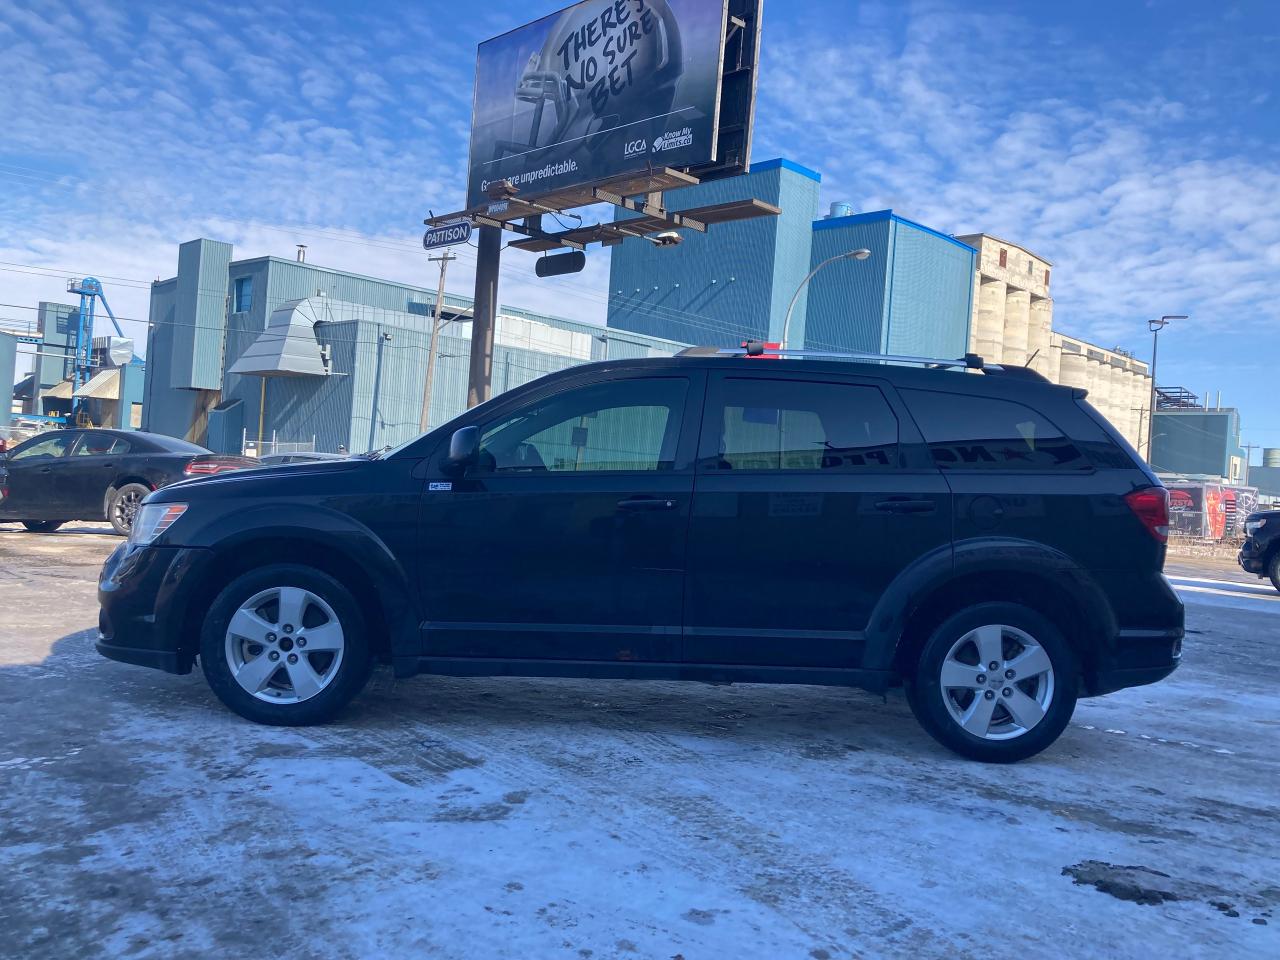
[129,503,188,545]
[1245,518,1267,536]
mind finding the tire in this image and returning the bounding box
[1268,553,1280,594]
[21,520,65,533]
[200,564,373,726]
[107,483,151,536]
[906,602,1079,763]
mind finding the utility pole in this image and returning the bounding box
[1241,443,1260,487]
[419,251,456,432]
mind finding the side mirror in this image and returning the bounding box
[444,426,480,475]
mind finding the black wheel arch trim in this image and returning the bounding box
[177,504,419,660]
[863,537,1119,674]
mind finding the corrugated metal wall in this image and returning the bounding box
[0,332,16,428]
[606,159,821,346]
[885,221,975,358]
[221,260,275,440]
[116,361,145,431]
[262,319,360,451]
[765,164,825,345]
[169,239,231,390]
[36,302,74,392]
[141,279,200,438]
[806,218,890,352]
[807,213,974,357]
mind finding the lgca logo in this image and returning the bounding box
[653,127,694,153]
[624,139,648,158]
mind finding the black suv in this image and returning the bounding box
[1238,509,1280,590]
[97,353,1183,762]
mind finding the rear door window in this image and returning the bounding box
[73,435,131,456]
[902,389,1088,471]
[699,377,899,472]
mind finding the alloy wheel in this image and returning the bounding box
[224,586,346,704]
[113,490,144,529]
[938,624,1055,741]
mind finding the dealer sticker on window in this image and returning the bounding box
[429,482,453,492]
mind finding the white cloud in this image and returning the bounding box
[754,2,1280,364]
[2,0,1277,437]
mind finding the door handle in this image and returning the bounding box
[617,497,678,512]
[875,498,936,515]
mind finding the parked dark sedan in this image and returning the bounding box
[0,429,255,535]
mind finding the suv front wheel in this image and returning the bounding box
[907,602,1079,763]
[200,564,373,725]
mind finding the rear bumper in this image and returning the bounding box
[1090,628,1183,696]
[97,542,215,675]
[1088,573,1184,696]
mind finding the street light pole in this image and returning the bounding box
[1145,315,1187,462]
[781,249,872,349]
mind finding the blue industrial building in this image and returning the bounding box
[606,159,822,346]
[6,300,145,431]
[806,212,975,358]
[607,158,975,355]
[143,240,684,455]
[1151,406,1247,484]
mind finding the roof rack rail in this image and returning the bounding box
[674,341,1051,382]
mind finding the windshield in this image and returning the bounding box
[381,390,511,460]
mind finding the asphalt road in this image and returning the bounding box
[0,524,1276,959]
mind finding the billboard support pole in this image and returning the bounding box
[467,223,501,408]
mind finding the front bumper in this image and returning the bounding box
[1238,538,1265,575]
[97,542,215,675]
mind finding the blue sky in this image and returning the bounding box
[1,0,1277,450]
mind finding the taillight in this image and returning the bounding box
[1124,486,1170,543]
[184,460,234,476]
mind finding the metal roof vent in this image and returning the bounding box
[227,298,331,378]
[827,201,854,219]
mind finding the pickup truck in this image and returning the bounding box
[1238,509,1280,591]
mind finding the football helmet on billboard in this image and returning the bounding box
[497,0,685,164]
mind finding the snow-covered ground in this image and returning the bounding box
[1,526,1276,959]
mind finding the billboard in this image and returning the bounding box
[466,0,735,208]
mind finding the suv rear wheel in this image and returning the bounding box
[906,602,1079,763]
[200,564,373,725]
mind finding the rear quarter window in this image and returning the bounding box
[700,378,899,472]
[901,389,1090,472]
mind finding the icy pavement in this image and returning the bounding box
[0,527,1276,959]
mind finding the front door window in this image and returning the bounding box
[11,434,74,461]
[477,378,688,475]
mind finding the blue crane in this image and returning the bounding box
[66,277,124,420]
